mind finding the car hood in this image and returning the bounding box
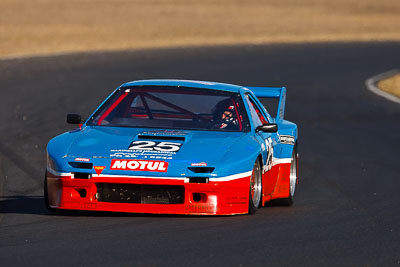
[65,126,247,172]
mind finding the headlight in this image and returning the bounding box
[47,154,58,172]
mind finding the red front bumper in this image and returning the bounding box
[46,171,251,215]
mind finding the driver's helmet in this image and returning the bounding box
[212,98,237,124]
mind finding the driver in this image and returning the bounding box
[212,98,238,130]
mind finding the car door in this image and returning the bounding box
[244,93,280,195]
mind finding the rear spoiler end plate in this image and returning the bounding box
[247,86,286,122]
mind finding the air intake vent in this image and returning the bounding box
[96,183,184,204]
[138,135,185,141]
[69,162,93,169]
[189,177,209,183]
[73,172,91,179]
[188,167,215,173]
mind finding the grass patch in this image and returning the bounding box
[1,0,399,57]
[377,74,400,99]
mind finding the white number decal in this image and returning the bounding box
[129,141,182,152]
[154,142,182,152]
[129,141,156,150]
[264,137,274,173]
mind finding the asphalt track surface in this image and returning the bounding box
[0,42,399,266]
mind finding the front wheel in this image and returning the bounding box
[248,160,262,214]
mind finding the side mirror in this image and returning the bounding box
[67,114,83,124]
[256,123,278,133]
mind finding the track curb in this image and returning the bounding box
[365,69,400,104]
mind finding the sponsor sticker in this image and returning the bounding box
[93,166,106,175]
[226,196,247,205]
[81,203,97,209]
[279,135,295,145]
[184,204,218,213]
[75,158,90,162]
[191,162,207,167]
[140,130,188,136]
[110,150,174,160]
[110,159,168,172]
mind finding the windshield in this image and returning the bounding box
[87,86,249,132]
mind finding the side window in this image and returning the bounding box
[253,103,268,124]
[245,95,269,126]
[245,95,263,127]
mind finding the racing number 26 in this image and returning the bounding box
[128,141,182,152]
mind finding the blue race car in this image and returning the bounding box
[45,80,298,215]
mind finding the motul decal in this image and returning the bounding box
[93,166,106,175]
[110,159,168,172]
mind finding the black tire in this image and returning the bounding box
[277,144,298,206]
[248,159,262,214]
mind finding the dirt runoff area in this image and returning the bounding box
[377,73,400,99]
[0,0,399,58]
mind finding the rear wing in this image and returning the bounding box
[247,87,286,122]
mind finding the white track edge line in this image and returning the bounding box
[365,69,400,104]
